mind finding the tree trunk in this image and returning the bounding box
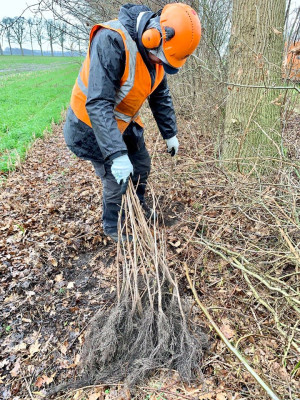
[50,40,54,56]
[39,45,43,56]
[8,38,12,55]
[30,37,34,56]
[19,44,24,56]
[222,0,286,172]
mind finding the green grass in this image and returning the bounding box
[0,55,83,172]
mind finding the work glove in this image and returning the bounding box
[166,136,179,157]
[111,154,133,194]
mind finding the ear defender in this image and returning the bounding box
[141,28,162,49]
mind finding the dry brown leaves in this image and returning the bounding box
[1,110,300,399]
[0,126,119,399]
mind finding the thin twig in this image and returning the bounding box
[282,320,299,367]
[185,263,282,400]
[243,272,300,353]
[196,239,300,313]
[21,370,34,400]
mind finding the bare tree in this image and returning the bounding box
[74,24,84,56]
[0,24,4,55]
[45,19,57,56]
[41,0,102,27]
[65,25,78,56]
[33,17,45,56]
[2,18,14,55]
[198,0,231,78]
[11,16,27,56]
[56,21,67,56]
[27,18,35,55]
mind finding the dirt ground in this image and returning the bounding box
[1,110,299,400]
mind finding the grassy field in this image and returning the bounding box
[0,55,83,172]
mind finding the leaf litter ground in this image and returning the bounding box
[1,110,299,400]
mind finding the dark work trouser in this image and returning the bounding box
[91,144,151,235]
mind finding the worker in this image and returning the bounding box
[63,3,201,242]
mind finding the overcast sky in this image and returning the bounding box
[0,0,73,52]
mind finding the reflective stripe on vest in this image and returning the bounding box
[69,20,165,132]
[77,67,88,97]
[107,20,137,109]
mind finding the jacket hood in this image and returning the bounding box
[118,4,178,75]
[118,3,151,40]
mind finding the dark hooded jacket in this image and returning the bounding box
[63,4,177,163]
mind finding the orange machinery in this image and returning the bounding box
[283,42,300,81]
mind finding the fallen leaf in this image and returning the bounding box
[272,27,282,35]
[55,273,63,282]
[80,190,90,197]
[4,293,19,303]
[220,321,236,339]
[35,377,45,389]
[74,353,81,365]
[0,223,11,231]
[65,353,81,369]
[67,281,75,289]
[272,362,289,380]
[88,391,101,400]
[35,373,56,388]
[10,358,21,377]
[13,342,27,353]
[60,344,68,355]
[216,392,228,400]
[29,340,40,356]
[50,258,58,267]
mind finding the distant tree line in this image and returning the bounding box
[0,16,87,56]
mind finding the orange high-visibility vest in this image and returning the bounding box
[70,20,165,133]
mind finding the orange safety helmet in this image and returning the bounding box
[142,3,201,69]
